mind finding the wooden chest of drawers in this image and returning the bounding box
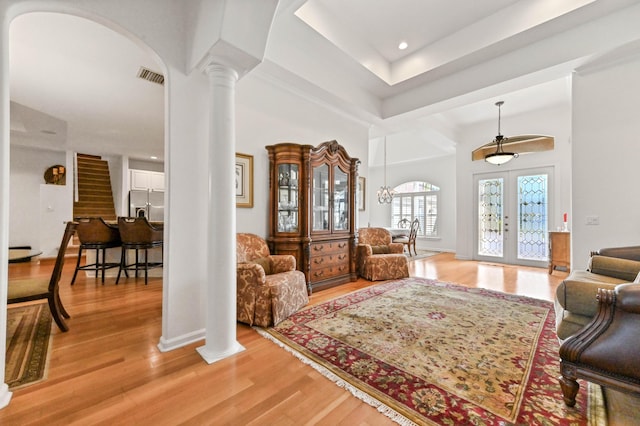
[309,238,353,290]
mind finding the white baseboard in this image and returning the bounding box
[157,328,205,352]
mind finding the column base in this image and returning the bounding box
[0,383,12,410]
[196,341,245,364]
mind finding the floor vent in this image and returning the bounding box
[137,67,164,86]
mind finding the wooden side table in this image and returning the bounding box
[549,231,570,274]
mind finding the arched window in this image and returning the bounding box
[391,181,440,237]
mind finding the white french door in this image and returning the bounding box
[474,167,554,268]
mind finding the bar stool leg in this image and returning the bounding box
[144,248,149,285]
[100,247,107,284]
[116,247,126,284]
[135,248,139,278]
[93,248,100,281]
[71,245,84,286]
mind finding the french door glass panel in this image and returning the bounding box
[478,178,504,257]
[517,174,549,261]
[475,168,552,267]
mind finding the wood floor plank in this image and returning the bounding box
[1,253,567,425]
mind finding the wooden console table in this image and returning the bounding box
[549,231,570,274]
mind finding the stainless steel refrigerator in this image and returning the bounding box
[129,189,164,222]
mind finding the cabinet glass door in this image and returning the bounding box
[333,166,349,231]
[312,164,329,231]
[277,164,299,232]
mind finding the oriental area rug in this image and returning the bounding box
[406,250,441,261]
[5,302,52,390]
[257,277,605,425]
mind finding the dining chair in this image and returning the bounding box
[8,221,77,332]
[397,218,411,229]
[116,217,163,285]
[71,217,123,285]
[395,218,420,256]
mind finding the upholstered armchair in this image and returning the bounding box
[555,253,640,340]
[357,227,410,281]
[559,283,640,421]
[236,233,309,327]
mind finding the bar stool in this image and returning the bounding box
[116,217,163,285]
[71,217,123,285]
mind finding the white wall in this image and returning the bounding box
[572,56,640,269]
[235,71,370,237]
[9,146,68,252]
[368,154,457,252]
[456,102,573,261]
[10,148,127,254]
[129,159,164,172]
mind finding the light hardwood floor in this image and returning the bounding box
[2,252,568,425]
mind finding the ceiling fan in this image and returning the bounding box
[471,101,554,164]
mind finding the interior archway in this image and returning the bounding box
[6,9,167,385]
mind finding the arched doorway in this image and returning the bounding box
[4,10,167,404]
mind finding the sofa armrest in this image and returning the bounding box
[237,262,266,285]
[588,255,640,282]
[555,270,625,317]
[269,255,296,274]
[357,244,373,258]
[596,245,640,262]
[617,283,640,314]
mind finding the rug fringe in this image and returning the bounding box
[587,383,608,426]
[254,327,419,426]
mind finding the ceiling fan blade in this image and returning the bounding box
[471,135,554,161]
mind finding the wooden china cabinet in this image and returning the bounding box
[266,140,359,293]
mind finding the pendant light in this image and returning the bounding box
[485,101,518,165]
[377,137,395,204]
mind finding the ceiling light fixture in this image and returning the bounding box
[398,41,408,50]
[377,137,395,204]
[485,101,518,165]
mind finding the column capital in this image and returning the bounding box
[201,60,239,82]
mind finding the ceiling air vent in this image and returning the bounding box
[137,67,164,86]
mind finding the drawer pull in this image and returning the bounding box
[313,270,324,277]
[338,242,347,248]
[338,254,347,260]
[313,245,324,251]
[313,258,324,264]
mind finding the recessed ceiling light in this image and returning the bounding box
[150,156,158,160]
[398,41,408,50]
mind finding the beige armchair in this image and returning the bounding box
[555,254,640,340]
[236,233,309,327]
[357,227,409,281]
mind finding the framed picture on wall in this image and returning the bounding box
[235,153,253,208]
[358,176,365,211]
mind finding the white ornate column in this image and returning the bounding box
[196,63,245,363]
